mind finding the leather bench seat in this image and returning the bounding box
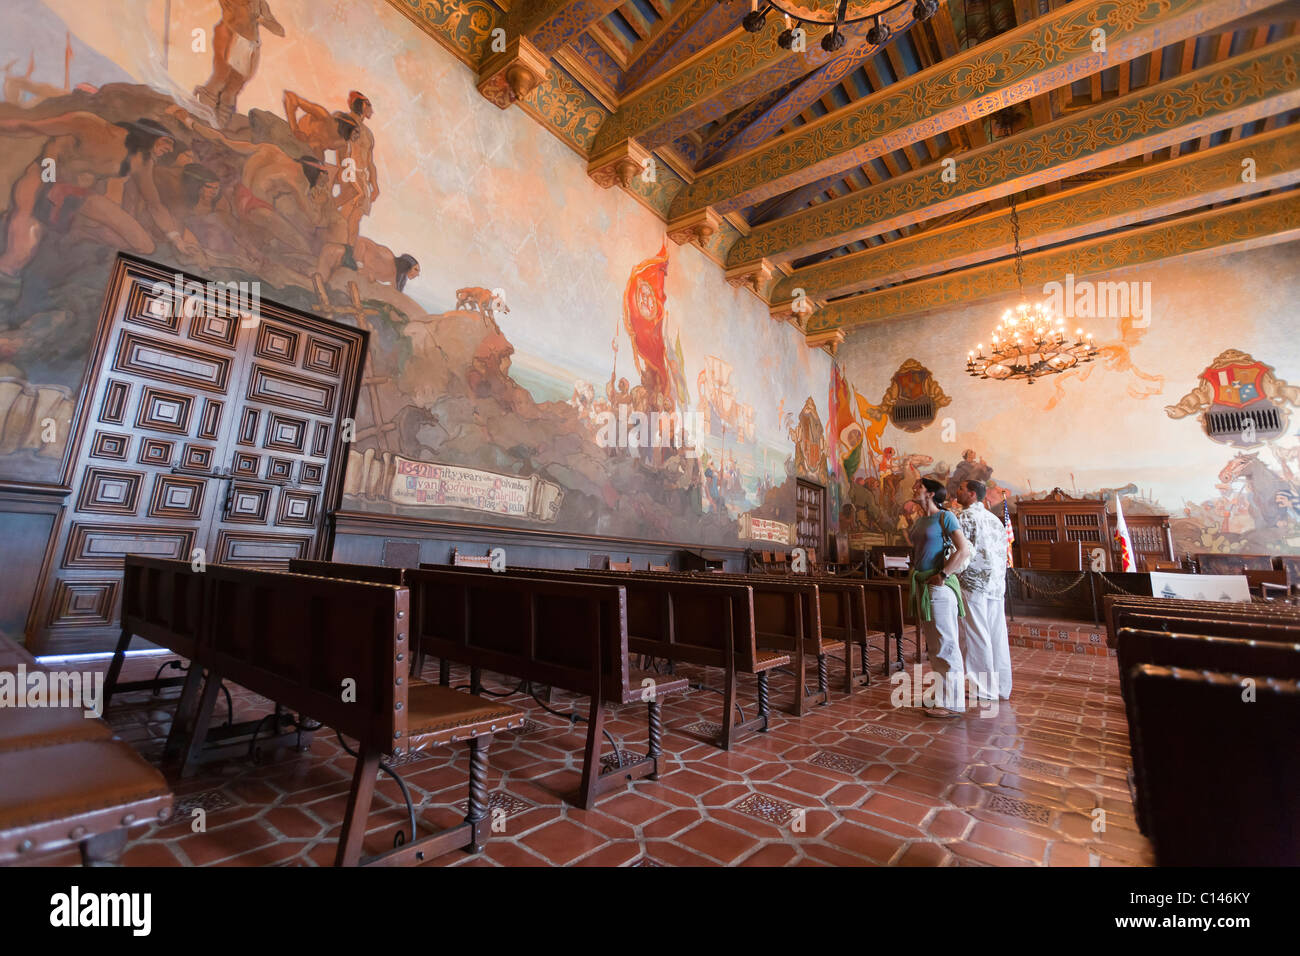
[0,739,173,863]
[625,669,689,704]
[754,649,791,672]
[403,681,526,750]
[0,705,113,752]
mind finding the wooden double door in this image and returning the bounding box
[33,256,367,654]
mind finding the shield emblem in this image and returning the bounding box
[895,368,928,400]
[1201,362,1266,408]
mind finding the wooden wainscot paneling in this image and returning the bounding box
[0,484,65,644]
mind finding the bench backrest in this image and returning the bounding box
[1128,664,1300,865]
[1116,628,1300,837]
[120,557,206,662]
[202,564,410,755]
[1104,594,1300,646]
[423,564,759,674]
[405,567,629,703]
[289,559,407,586]
[592,566,818,653]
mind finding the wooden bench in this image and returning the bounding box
[116,557,524,866]
[595,566,825,716]
[676,568,875,695]
[1105,594,1300,648]
[109,557,318,769]
[1128,664,1300,865]
[426,564,789,749]
[1115,625,1300,835]
[393,565,688,808]
[0,634,173,866]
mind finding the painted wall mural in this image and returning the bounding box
[0,0,831,548]
[832,243,1300,560]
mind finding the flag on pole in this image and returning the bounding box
[1113,495,1137,572]
[1003,500,1015,568]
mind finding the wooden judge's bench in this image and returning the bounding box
[1012,488,1174,572]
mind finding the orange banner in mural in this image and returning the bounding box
[622,243,670,397]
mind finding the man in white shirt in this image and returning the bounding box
[954,479,1011,700]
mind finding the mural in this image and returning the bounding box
[832,247,1300,559]
[0,0,831,548]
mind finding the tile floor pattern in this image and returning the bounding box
[39,635,1153,867]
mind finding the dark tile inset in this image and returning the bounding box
[809,751,867,775]
[1005,754,1070,779]
[683,720,723,739]
[861,724,906,741]
[172,788,238,819]
[600,750,647,771]
[455,791,533,818]
[986,792,1053,825]
[631,856,666,867]
[732,793,798,826]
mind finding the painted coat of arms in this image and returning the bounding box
[1165,349,1300,447]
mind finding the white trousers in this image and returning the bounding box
[960,591,1012,700]
[920,585,964,711]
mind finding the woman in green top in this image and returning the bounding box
[909,478,973,718]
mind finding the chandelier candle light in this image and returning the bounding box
[966,193,1098,384]
[739,0,938,53]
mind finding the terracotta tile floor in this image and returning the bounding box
[40,632,1153,867]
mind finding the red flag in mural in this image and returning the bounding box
[622,244,670,396]
[829,364,863,479]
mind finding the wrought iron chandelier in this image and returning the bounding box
[739,0,938,54]
[966,193,1099,384]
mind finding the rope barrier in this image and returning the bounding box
[1009,568,1089,598]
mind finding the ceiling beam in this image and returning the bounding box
[725,36,1300,267]
[802,191,1300,334]
[772,124,1300,303]
[593,15,904,158]
[667,0,1289,221]
[508,0,629,56]
[618,1,735,93]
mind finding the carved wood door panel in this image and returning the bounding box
[33,256,366,654]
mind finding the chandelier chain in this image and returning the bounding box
[1010,191,1024,298]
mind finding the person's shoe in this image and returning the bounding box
[921,706,962,719]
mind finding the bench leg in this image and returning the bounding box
[179,672,223,779]
[757,672,771,731]
[718,666,738,751]
[438,659,450,686]
[469,666,482,695]
[162,664,207,764]
[336,748,381,867]
[817,653,829,704]
[102,626,134,710]
[791,642,806,717]
[577,698,606,810]
[465,736,491,853]
[647,701,662,778]
[80,829,128,866]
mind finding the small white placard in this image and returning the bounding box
[1149,571,1252,603]
[883,555,910,570]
